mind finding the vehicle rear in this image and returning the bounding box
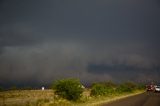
[154,85,160,92]
[146,85,155,91]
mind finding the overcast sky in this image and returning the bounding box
[0,0,160,87]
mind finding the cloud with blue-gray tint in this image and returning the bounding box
[0,0,160,86]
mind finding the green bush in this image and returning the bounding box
[104,81,117,88]
[52,78,84,101]
[137,83,145,90]
[116,82,137,93]
[91,83,114,96]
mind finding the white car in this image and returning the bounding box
[154,85,160,92]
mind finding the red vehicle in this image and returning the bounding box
[146,84,155,91]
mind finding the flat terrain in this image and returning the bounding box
[0,89,145,106]
[0,90,54,106]
[0,89,90,106]
[102,92,160,106]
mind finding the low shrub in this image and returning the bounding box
[104,81,117,88]
[116,82,137,93]
[91,83,114,96]
[52,78,84,101]
[136,83,145,90]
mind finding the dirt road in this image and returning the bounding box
[102,92,160,106]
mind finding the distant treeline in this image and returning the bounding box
[0,79,145,93]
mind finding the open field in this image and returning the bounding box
[0,90,54,106]
[0,89,144,106]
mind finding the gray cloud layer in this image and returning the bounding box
[0,0,160,86]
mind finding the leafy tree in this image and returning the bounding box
[52,78,84,101]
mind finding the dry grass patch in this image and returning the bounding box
[0,90,54,106]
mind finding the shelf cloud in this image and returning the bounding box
[0,0,160,87]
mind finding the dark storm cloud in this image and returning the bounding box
[87,63,160,82]
[0,0,160,86]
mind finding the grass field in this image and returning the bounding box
[0,90,54,106]
[0,89,144,106]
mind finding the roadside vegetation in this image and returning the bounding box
[0,79,145,106]
[52,78,84,101]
